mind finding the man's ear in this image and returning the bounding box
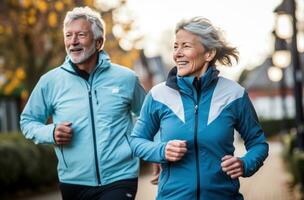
[96,38,104,51]
[205,49,216,62]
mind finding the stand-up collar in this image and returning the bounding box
[166,67,179,90]
[166,66,219,94]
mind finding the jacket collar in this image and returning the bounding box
[61,50,111,74]
[165,67,179,90]
[166,66,219,93]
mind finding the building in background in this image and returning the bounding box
[0,97,19,132]
[241,54,304,120]
[134,50,167,91]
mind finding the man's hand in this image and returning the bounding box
[54,122,73,145]
[165,140,187,162]
[221,155,244,179]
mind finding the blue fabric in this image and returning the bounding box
[130,66,268,200]
[20,51,146,186]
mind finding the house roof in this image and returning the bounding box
[242,53,304,91]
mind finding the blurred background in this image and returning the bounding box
[0,0,304,199]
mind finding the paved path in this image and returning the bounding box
[20,141,295,200]
[238,141,293,200]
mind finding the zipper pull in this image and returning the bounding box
[94,90,99,105]
[195,105,198,114]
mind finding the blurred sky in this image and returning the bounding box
[99,0,283,80]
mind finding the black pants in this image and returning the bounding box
[59,178,138,200]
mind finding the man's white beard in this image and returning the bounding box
[67,41,97,64]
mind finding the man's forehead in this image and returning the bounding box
[65,19,92,31]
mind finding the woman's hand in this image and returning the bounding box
[165,140,187,162]
[221,155,244,179]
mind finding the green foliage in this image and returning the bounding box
[281,132,304,195]
[259,118,296,137]
[0,133,57,196]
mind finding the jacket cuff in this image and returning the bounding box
[159,142,168,163]
[52,124,57,144]
[240,157,255,177]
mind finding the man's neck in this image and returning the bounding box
[76,52,98,73]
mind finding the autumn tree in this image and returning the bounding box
[0,0,140,98]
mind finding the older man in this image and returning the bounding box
[20,6,146,200]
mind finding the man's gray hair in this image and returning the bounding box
[175,17,239,66]
[64,6,105,42]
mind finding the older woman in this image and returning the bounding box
[130,17,268,200]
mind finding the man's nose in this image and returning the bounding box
[71,34,79,44]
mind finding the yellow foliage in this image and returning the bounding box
[20,13,27,26]
[16,68,26,80]
[37,0,48,13]
[27,15,36,25]
[21,90,29,100]
[84,0,94,6]
[21,0,32,8]
[63,0,72,4]
[4,78,19,95]
[28,9,37,25]
[0,68,26,95]
[4,85,13,95]
[109,49,139,68]
[29,8,36,15]
[55,1,65,12]
[48,12,58,27]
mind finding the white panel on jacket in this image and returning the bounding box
[208,77,245,125]
[151,82,185,123]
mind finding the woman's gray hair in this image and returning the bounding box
[175,17,239,66]
[63,6,105,42]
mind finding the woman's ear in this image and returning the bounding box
[205,49,216,62]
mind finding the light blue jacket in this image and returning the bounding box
[130,67,269,200]
[20,51,146,186]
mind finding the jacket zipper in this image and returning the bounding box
[87,72,101,185]
[60,61,104,185]
[194,93,201,200]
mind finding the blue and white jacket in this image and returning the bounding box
[130,66,269,200]
[20,51,146,186]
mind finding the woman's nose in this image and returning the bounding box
[174,48,183,57]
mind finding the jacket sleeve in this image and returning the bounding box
[130,93,167,163]
[130,76,146,116]
[20,77,55,144]
[236,91,269,177]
